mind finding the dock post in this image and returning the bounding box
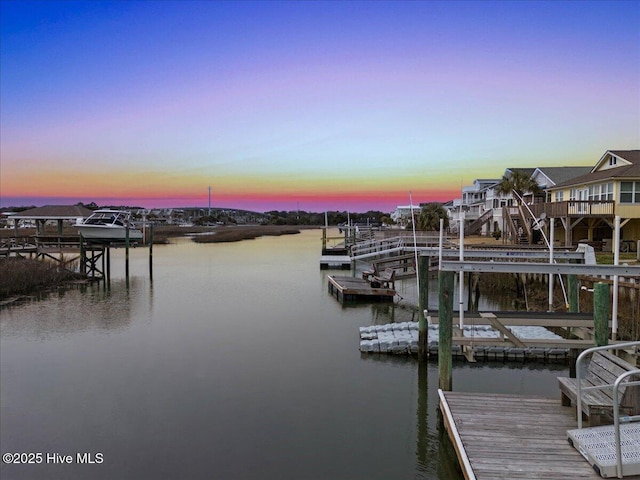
[439,270,454,391]
[79,234,85,275]
[322,228,327,251]
[149,223,154,280]
[593,282,610,346]
[568,274,579,313]
[125,226,130,286]
[418,256,430,360]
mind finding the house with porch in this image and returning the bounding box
[532,150,640,250]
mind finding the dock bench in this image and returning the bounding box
[558,350,639,425]
[371,268,396,289]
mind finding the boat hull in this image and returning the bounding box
[76,225,143,241]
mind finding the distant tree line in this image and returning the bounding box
[265,210,392,226]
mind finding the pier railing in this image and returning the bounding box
[351,234,447,260]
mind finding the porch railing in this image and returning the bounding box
[530,200,615,218]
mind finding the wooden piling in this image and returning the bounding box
[568,274,579,313]
[149,224,154,280]
[79,234,85,275]
[438,270,454,391]
[418,256,430,360]
[125,226,130,286]
[594,281,610,347]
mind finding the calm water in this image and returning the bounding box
[1,229,568,480]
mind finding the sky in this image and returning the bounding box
[1,0,639,213]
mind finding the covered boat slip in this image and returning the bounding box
[438,390,640,480]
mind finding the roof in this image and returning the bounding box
[505,167,536,178]
[534,166,592,186]
[549,150,640,190]
[12,205,94,219]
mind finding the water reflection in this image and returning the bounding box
[0,278,149,340]
[1,230,570,480]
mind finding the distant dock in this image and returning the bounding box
[319,255,351,270]
[327,275,395,303]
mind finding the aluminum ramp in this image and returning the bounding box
[568,422,640,478]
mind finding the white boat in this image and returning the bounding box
[76,209,143,242]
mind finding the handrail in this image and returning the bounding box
[576,341,640,429]
[612,369,640,478]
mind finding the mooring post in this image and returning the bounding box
[125,225,130,283]
[593,281,610,346]
[106,247,111,286]
[439,270,454,391]
[149,223,154,280]
[567,274,578,313]
[79,233,85,276]
[418,256,430,360]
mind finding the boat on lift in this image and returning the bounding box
[75,209,143,242]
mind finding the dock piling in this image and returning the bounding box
[594,282,610,346]
[438,270,454,391]
[568,274,579,312]
[418,256,430,360]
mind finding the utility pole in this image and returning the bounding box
[208,186,212,216]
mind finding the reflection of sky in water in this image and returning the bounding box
[0,230,569,480]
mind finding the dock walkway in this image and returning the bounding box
[439,390,640,479]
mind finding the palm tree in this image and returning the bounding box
[494,171,541,204]
[495,171,541,243]
[417,203,449,231]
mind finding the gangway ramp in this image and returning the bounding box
[568,423,640,478]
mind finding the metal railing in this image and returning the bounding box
[576,341,640,429]
[613,368,640,478]
[574,342,640,478]
[350,234,446,260]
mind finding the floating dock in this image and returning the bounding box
[438,390,629,479]
[319,255,351,269]
[327,275,395,303]
[359,321,571,361]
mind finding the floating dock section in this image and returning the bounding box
[327,275,395,303]
[359,321,570,361]
[319,255,351,269]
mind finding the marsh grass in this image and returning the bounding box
[0,257,84,300]
[191,225,301,243]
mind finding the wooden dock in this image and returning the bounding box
[327,275,395,303]
[438,390,640,479]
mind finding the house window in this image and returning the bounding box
[620,181,640,203]
[554,191,564,202]
[609,157,617,166]
[570,189,577,201]
[586,183,614,201]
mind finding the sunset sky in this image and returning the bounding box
[1,0,638,213]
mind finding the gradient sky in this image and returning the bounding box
[1,0,639,213]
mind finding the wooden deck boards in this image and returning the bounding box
[439,390,640,479]
[327,275,395,303]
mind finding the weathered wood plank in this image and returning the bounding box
[438,390,637,479]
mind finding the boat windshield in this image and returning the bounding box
[84,212,129,226]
